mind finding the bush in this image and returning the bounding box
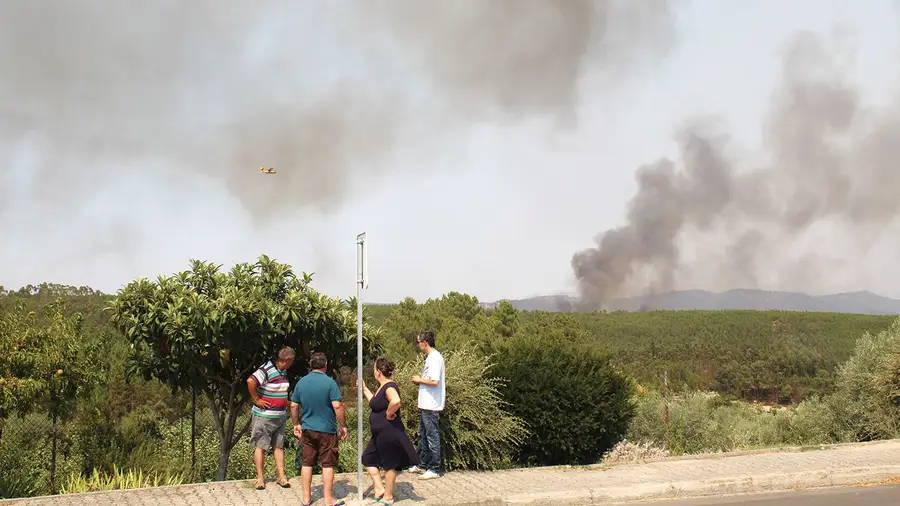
[392,348,526,470]
[821,319,900,442]
[492,336,634,466]
[628,390,803,455]
[0,413,81,499]
[601,439,669,465]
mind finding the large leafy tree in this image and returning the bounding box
[108,255,380,480]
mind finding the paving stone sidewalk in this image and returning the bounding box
[4,440,900,506]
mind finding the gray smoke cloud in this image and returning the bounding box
[0,0,677,227]
[572,29,900,309]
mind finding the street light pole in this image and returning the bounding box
[356,232,368,501]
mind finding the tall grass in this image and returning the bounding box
[60,466,185,494]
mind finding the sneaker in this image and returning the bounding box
[419,470,440,480]
[407,465,424,474]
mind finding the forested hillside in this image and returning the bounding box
[562,310,893,401]
[368,302,895,402]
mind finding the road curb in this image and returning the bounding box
[501,465,900,505]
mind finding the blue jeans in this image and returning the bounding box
[418,409,441,473]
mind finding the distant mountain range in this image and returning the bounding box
[485,289,900,315]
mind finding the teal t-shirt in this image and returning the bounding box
[290,371,342,434]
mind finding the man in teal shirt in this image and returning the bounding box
[290,352,348,506]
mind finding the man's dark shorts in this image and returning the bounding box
[301,429,338,468]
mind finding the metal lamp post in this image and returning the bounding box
[356,232,368,501]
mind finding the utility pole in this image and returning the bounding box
[664,370,670,450]
[356,232,368,501]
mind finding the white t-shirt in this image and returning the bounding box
[418,349,446,411]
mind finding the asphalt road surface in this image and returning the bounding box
[622,485,900,505]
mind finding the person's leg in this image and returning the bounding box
[361,439,384,498]
[272,418,289,486]
[383,469,397,504]
[420,411,441,478]
[301,465,314,504]
[430,411,442,473]
[366,467,384,498]
[320,432,342,505]
[254,448,266,484]
[414,413,430,472]
[273,448,286,482]
[249,414,271,488]
[300,430,318,505]
[322,467,337,504]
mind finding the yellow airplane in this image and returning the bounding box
[259,166,276,175]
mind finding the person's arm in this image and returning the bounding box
[412,356,441,387]
[331,381,348,440]
[413,377,440,387]
[362,381,374,402]
[384,387,401,420]
[247,367,271,409]
[290,384,303,439]
[332,400,347,440]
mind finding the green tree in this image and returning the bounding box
[488,300,519,338]
[108,255,380,481]
[492,334,635,466]
[0,298,103,493]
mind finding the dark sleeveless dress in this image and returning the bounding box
[360,381,421,471]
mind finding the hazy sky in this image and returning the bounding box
[3,1,900,303]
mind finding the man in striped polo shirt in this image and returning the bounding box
[247,346,295,490]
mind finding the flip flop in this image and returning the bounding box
[328,501,346,506]
[255,480,266,490]
[276,479,291,488]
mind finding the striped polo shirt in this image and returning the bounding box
[250,360,290,418]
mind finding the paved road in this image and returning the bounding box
[636,485,900,505]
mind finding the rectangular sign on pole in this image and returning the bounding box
[355,232,367,502]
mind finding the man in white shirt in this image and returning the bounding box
[408,330,445,480]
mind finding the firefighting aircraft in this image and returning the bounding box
[259,166,276,175]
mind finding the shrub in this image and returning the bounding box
[628,390,808,455]
[0,413,81,499]
[601,439,669,465]
[779,395,838,446]
[392,348,526,470]
[823,319,900,442]
[333,404,369,474]
[491,336,634,466]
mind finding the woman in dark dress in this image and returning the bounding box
[361,356,420,505]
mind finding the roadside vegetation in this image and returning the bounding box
[2,257,899,499]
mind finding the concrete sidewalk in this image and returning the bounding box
[3,440,900,506]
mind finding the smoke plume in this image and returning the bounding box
[572,30,900,309]
[0,0,677,224]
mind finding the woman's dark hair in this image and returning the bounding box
[374,356,395,378]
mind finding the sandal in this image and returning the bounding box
[255,479,266,490]
[276,478,291,488]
